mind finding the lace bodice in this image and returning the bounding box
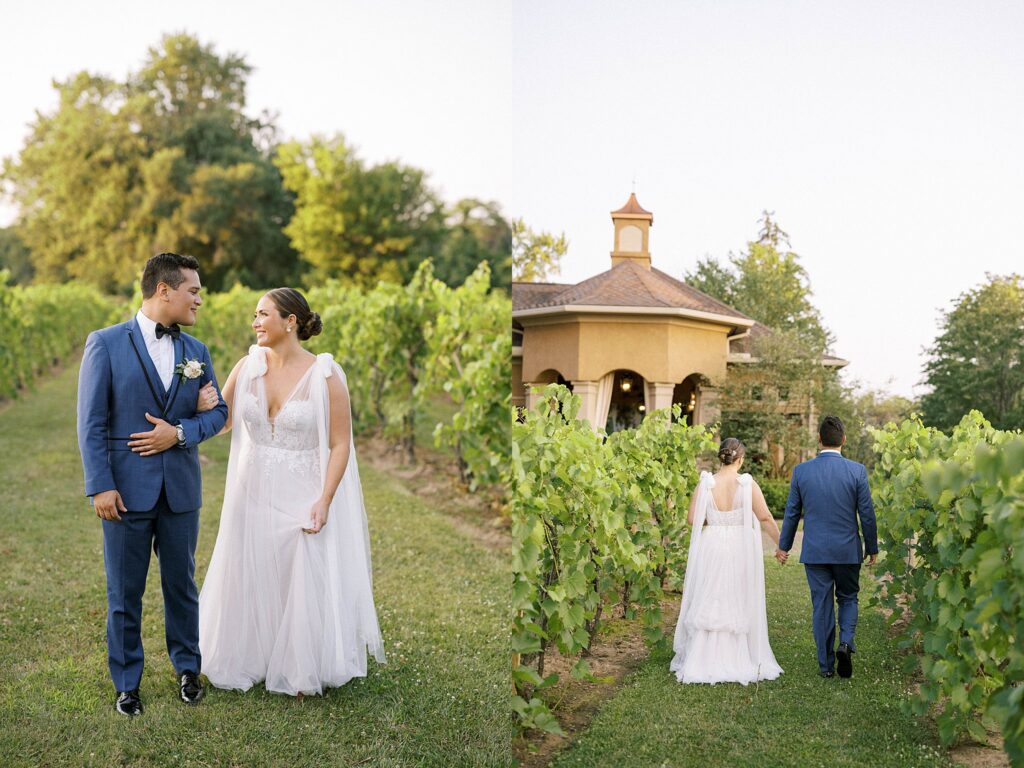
[238,352,325,480]
[242,393,319,450]
[705,507,745,527]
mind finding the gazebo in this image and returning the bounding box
[513,193,759,432]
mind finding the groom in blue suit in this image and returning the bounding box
[777,415,878,679]
[77,253,227,715]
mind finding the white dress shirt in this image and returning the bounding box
[136,310,175,391]
[820,448,842,455]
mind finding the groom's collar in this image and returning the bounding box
[819,449,842,455]
[135,309,163,344]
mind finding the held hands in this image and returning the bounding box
[303,498,330,534]
[775,548,790,566]
[93,489,127,521]
[127,413,178,456]
[196,381,219,413]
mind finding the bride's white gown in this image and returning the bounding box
[199,346,385,695]
[670,471,782,685]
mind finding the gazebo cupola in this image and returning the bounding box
[610,192,654,269]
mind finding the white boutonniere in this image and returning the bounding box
[175,358,206,382]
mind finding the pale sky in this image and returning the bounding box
[4,2,1023,397]
[508,1,1024,398]
[0,0,512,226]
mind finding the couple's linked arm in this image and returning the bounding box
[177,344,227,447]
[778,475,802,554]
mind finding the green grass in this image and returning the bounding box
[0,360,511,767]
[549,553,951,768]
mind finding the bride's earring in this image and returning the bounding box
[287,326,292,333]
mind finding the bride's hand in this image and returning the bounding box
[303,499,330,534]
[196,381,218,413]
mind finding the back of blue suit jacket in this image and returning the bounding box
[778,452,878,564]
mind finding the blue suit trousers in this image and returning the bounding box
[102,487,200,691]
[804,563,860,674]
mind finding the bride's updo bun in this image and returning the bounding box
[718,437,746,466]
[266,287,323,341]
[299,312,322,340]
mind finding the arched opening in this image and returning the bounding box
[673,373,705,426]
[606,369,646,433]
[533,368,572,391]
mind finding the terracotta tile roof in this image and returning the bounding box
[511,282,568,311]
[728,321,772,353]
[611,193,653,219]
[512,260,752,322]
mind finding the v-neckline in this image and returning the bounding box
[265,359,317,422]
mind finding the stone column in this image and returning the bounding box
[524,383,543,412]
[570,380,601,432]
[647,382,676,417]
[695,384,721,431]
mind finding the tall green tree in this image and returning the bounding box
[685,211,832,354]
[720,329,839,478]
[274,134,446,287]
[0,228,33,285]
[1,33,298,292]
[920,274,1024,431]
[512,219,568,283]
[436,198,511,290]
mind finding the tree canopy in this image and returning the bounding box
[2,33,509,293]
[685,212,833,355]
[920,274,1024,431]
[2,33,299,292]
[511,219,568,283]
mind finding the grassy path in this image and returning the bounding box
[549,548,951,768]
[0,360,511,767]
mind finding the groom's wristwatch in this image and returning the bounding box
[175,424,186,448]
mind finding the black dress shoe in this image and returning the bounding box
[179,671,205,705]
[115,689,143,716]
[819,670,835,678]
[837,643,853,678]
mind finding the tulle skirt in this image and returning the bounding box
[671,526,783,685]
[199,444,384,695]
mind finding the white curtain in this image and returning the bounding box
[594,372,615,432]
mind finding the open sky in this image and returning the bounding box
[4,1,1022,397]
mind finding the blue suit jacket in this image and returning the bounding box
[778,451,878,564]
[76,316,228,512]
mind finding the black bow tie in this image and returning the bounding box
[155,322,181,340]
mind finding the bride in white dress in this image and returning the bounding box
[198,288,385,696]
[670,438,783,685]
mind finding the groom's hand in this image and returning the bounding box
[775,548,789,565]
[867,554,877,566]
[127,413,178,456]
[93,489,127,521]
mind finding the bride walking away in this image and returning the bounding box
[671,438,784,685]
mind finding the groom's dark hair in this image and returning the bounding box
[142,252,200,298]
[819,415,845,448]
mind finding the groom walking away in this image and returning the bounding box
[77,253,227,715]
[776,415,878,679]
